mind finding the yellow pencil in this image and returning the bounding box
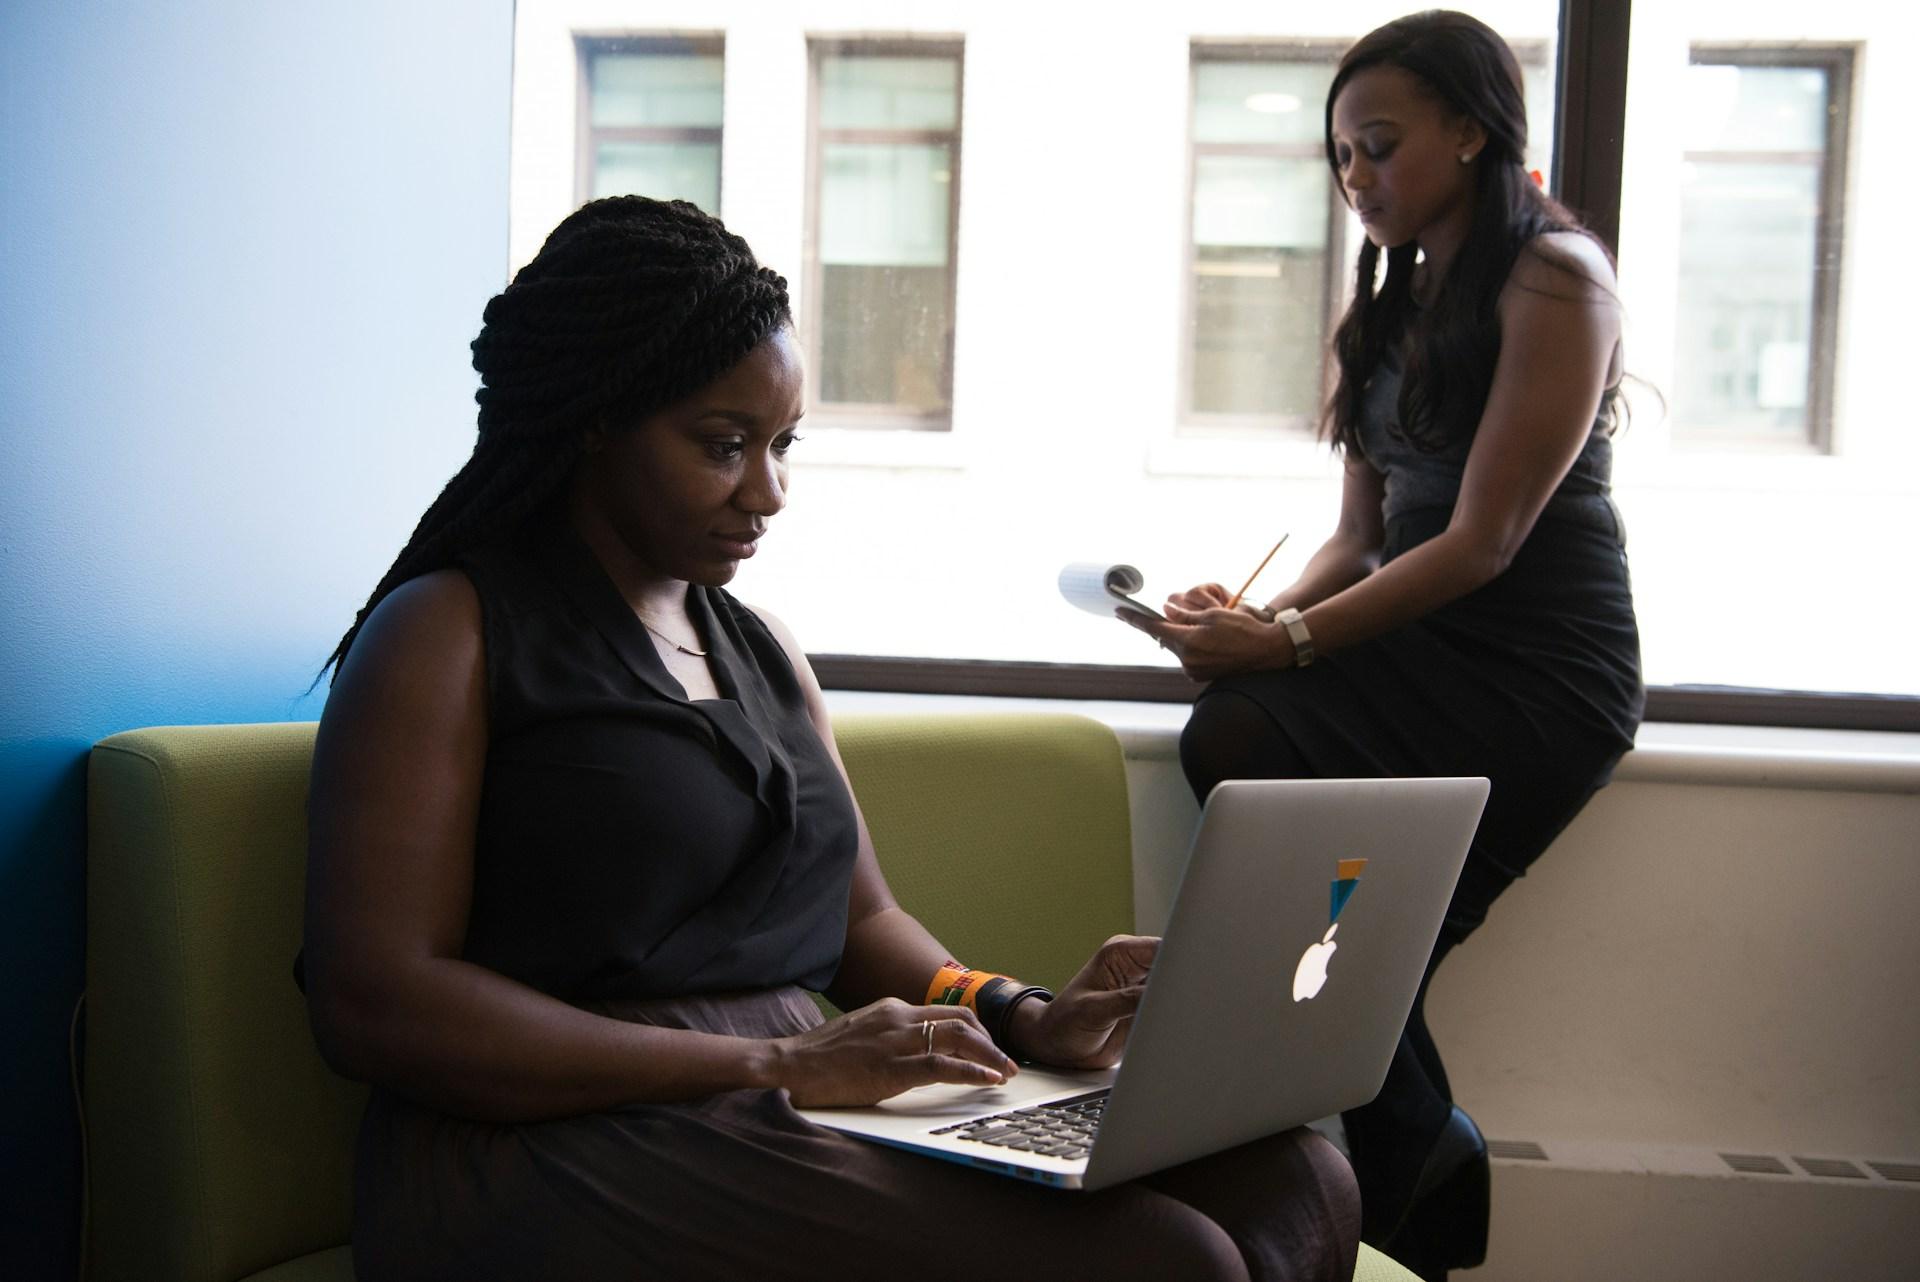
[1226,534,1289,610]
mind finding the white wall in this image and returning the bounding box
[831,690,1920,1279]
[0,3,513,1276]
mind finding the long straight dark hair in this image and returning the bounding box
[1322,9,1611,453]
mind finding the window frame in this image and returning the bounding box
[1674,42,1854,453]
[573,33,726,211]
[802,35,966,431]
[1177,39,1550,437]
[802,0,1919,732]
[1178,41,1350,437]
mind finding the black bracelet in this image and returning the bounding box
[977,980,1053,1056]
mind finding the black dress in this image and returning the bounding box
[1181,351,1643,942]
[350,513,1358,1282]
[1177,349,1643,1268]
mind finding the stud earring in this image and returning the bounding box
[1458,152,1475,165]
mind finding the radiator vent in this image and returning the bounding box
[1473,1141,1918,1184]
[1720,1152,1792,1176]
[1867,1160,1920,1184]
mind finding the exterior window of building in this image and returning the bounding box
[805,40,963,427]
[1185,52,1343,429]
[1672,47,1851,449]
[577,37,724,213]
[1182,45,1550,433]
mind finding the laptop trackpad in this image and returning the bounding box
[799,1064,1115,1135]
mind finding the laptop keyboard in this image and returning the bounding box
[929,1089,1110,1160]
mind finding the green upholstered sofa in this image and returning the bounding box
[85,713,1418,1282]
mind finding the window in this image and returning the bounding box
[1672,47,1851,450]
[511,2,1918,719]
[1611,10,1910,707]
[804,40,963,427]
[1184,52,1342,429]
[577,36,724,213]
[1182,43,1553,434]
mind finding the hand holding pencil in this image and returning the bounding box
[1159,534,1288,617]
[1120,533,1297,682]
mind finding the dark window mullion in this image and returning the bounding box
[1554,0,1631,254]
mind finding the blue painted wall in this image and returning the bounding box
[0,2,513,1275]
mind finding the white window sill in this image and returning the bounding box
[822,689,1920,794]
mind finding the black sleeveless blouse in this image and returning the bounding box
[1355,344,1625,542]
[453,514,859,1003]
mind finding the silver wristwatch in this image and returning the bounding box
[1275,607,1315,667]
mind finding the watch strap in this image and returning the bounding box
[1276,607,1315,667]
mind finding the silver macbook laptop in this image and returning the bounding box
[796,775,1489,1190]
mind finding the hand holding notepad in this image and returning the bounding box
[1058,535,1288,627]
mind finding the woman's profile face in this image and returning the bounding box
[574,325,805,589]
[1329,64,1482,253]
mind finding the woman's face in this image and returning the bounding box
[1329,64,1483,254]
[573,325,805,590]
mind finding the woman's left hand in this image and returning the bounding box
[1011,935,1158,1069]
[1122,602,1291,682]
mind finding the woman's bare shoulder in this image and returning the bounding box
[1509,230,1618,304]
[328,569,484,709]
[742,602,808,670]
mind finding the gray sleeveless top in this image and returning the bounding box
[1354,345,1624,542]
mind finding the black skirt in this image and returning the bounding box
[351,987,1358,1282]
[1195,506,1643,941]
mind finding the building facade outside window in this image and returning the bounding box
[1181,43,1551,434]
[576,36,724,213]
[805,40,963,428]
[1184,51,1343,429]
[1671,46,1851,450]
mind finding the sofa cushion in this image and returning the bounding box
[833,711,1136,992]
[87,723,363,1282]
[87,714,1415,1282]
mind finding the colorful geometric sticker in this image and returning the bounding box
[1329,857,1367,923]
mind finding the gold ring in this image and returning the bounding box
[922,1019,934,1055]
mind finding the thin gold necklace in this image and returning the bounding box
[635,615,707,657]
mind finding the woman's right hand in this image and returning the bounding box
[1165,582,1275,621]
[772,998,1018,1108]
[1165,582,1232,612]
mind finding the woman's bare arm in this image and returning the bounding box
[1139,234,1620,676]
[304,575,1017,1120]
[1268,458,1388,613]
[750,607,1159,1069]
[302,572,785,1121]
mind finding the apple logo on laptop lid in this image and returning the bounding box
[1292,858,1366,1002]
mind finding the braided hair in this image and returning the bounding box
[320,196,792,679]
[1322,10,1605,454]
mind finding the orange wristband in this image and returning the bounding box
[925,961,1008,1008]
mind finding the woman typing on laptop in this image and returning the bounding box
[300,196,1359,1282]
